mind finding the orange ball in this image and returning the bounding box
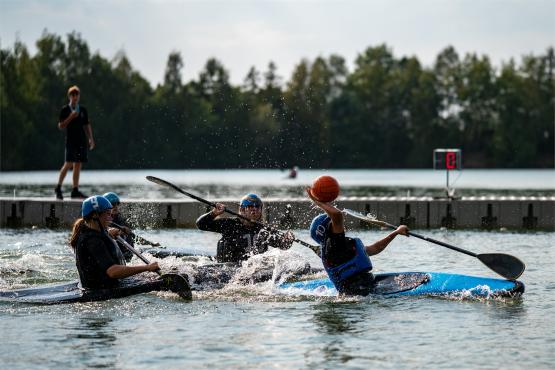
[310,175,340,202]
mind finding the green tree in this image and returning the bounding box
[164,51,184,95]
[458,54,498,166]
[493,49,555,167]
[1,41,43,169]
[1,32,552,170]
[335,44,412,167]
[242,66,260,94]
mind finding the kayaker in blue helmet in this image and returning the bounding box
[306,186,409,296]
[69,195,159,289]
[103,191,120,209]
[196,193,295,263]
[103,191,134,262]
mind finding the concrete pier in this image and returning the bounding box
[1,196,553,230]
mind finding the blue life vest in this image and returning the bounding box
[322,238,373,289]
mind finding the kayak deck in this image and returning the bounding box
[279,272,525,298]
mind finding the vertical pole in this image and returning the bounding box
[446,169,450,197]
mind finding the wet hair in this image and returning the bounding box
[69,214,95,250]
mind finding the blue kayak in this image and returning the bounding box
[279,272,524,298]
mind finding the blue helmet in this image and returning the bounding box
[310,214,331,245]
[102,192,121,206]
[82,195,113,218]
[240,193,262,208]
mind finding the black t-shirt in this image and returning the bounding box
[196,213,292,262]
[59,105,89,147]
[75,226,124,289]
[322,231,358,268]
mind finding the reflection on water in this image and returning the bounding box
[308,300,403,368]
[67,316,117,368]
[70,316,115,342]
[310,302,359,367]
[483,298,527,322]
[311,302,366,334]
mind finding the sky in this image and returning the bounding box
[1,0,554,87]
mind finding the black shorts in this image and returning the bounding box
[65,145,88,163]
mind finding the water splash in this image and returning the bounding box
[136,246,325,301]
[366,212,378,221]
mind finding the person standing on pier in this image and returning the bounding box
[54,85,95,200]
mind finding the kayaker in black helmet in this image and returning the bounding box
[306,182,409,296]
[69,195,159,289]
[196,193,295,263]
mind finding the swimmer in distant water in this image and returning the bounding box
[288,166,299,179]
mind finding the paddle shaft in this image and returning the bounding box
[146,176,320,254]
[369,218,477,258]
[407,232,477,257]
[343,208,525,279]
[116,235,162,276]
[110,222,161,247]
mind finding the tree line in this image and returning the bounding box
[1,31,553,170]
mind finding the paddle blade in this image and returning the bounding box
[146,176,173,188]
[477,253,525,280]
[161,273,192,300]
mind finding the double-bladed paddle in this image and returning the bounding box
[343,208,525,280]
[110,221,162,247]
[115,235,192,300]
[146,175,321,256]
[111,222,216,257]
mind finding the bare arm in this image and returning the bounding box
[306,187,344,233]
[84,123,95,149]
[106,262,159,279]
[58,111,79,129]
[196,203,227,232]
[365,225,409,256]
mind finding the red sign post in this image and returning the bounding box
[433,149,462,198]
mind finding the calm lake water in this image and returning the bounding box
[1,227,554,369]
[0,169,553,199]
